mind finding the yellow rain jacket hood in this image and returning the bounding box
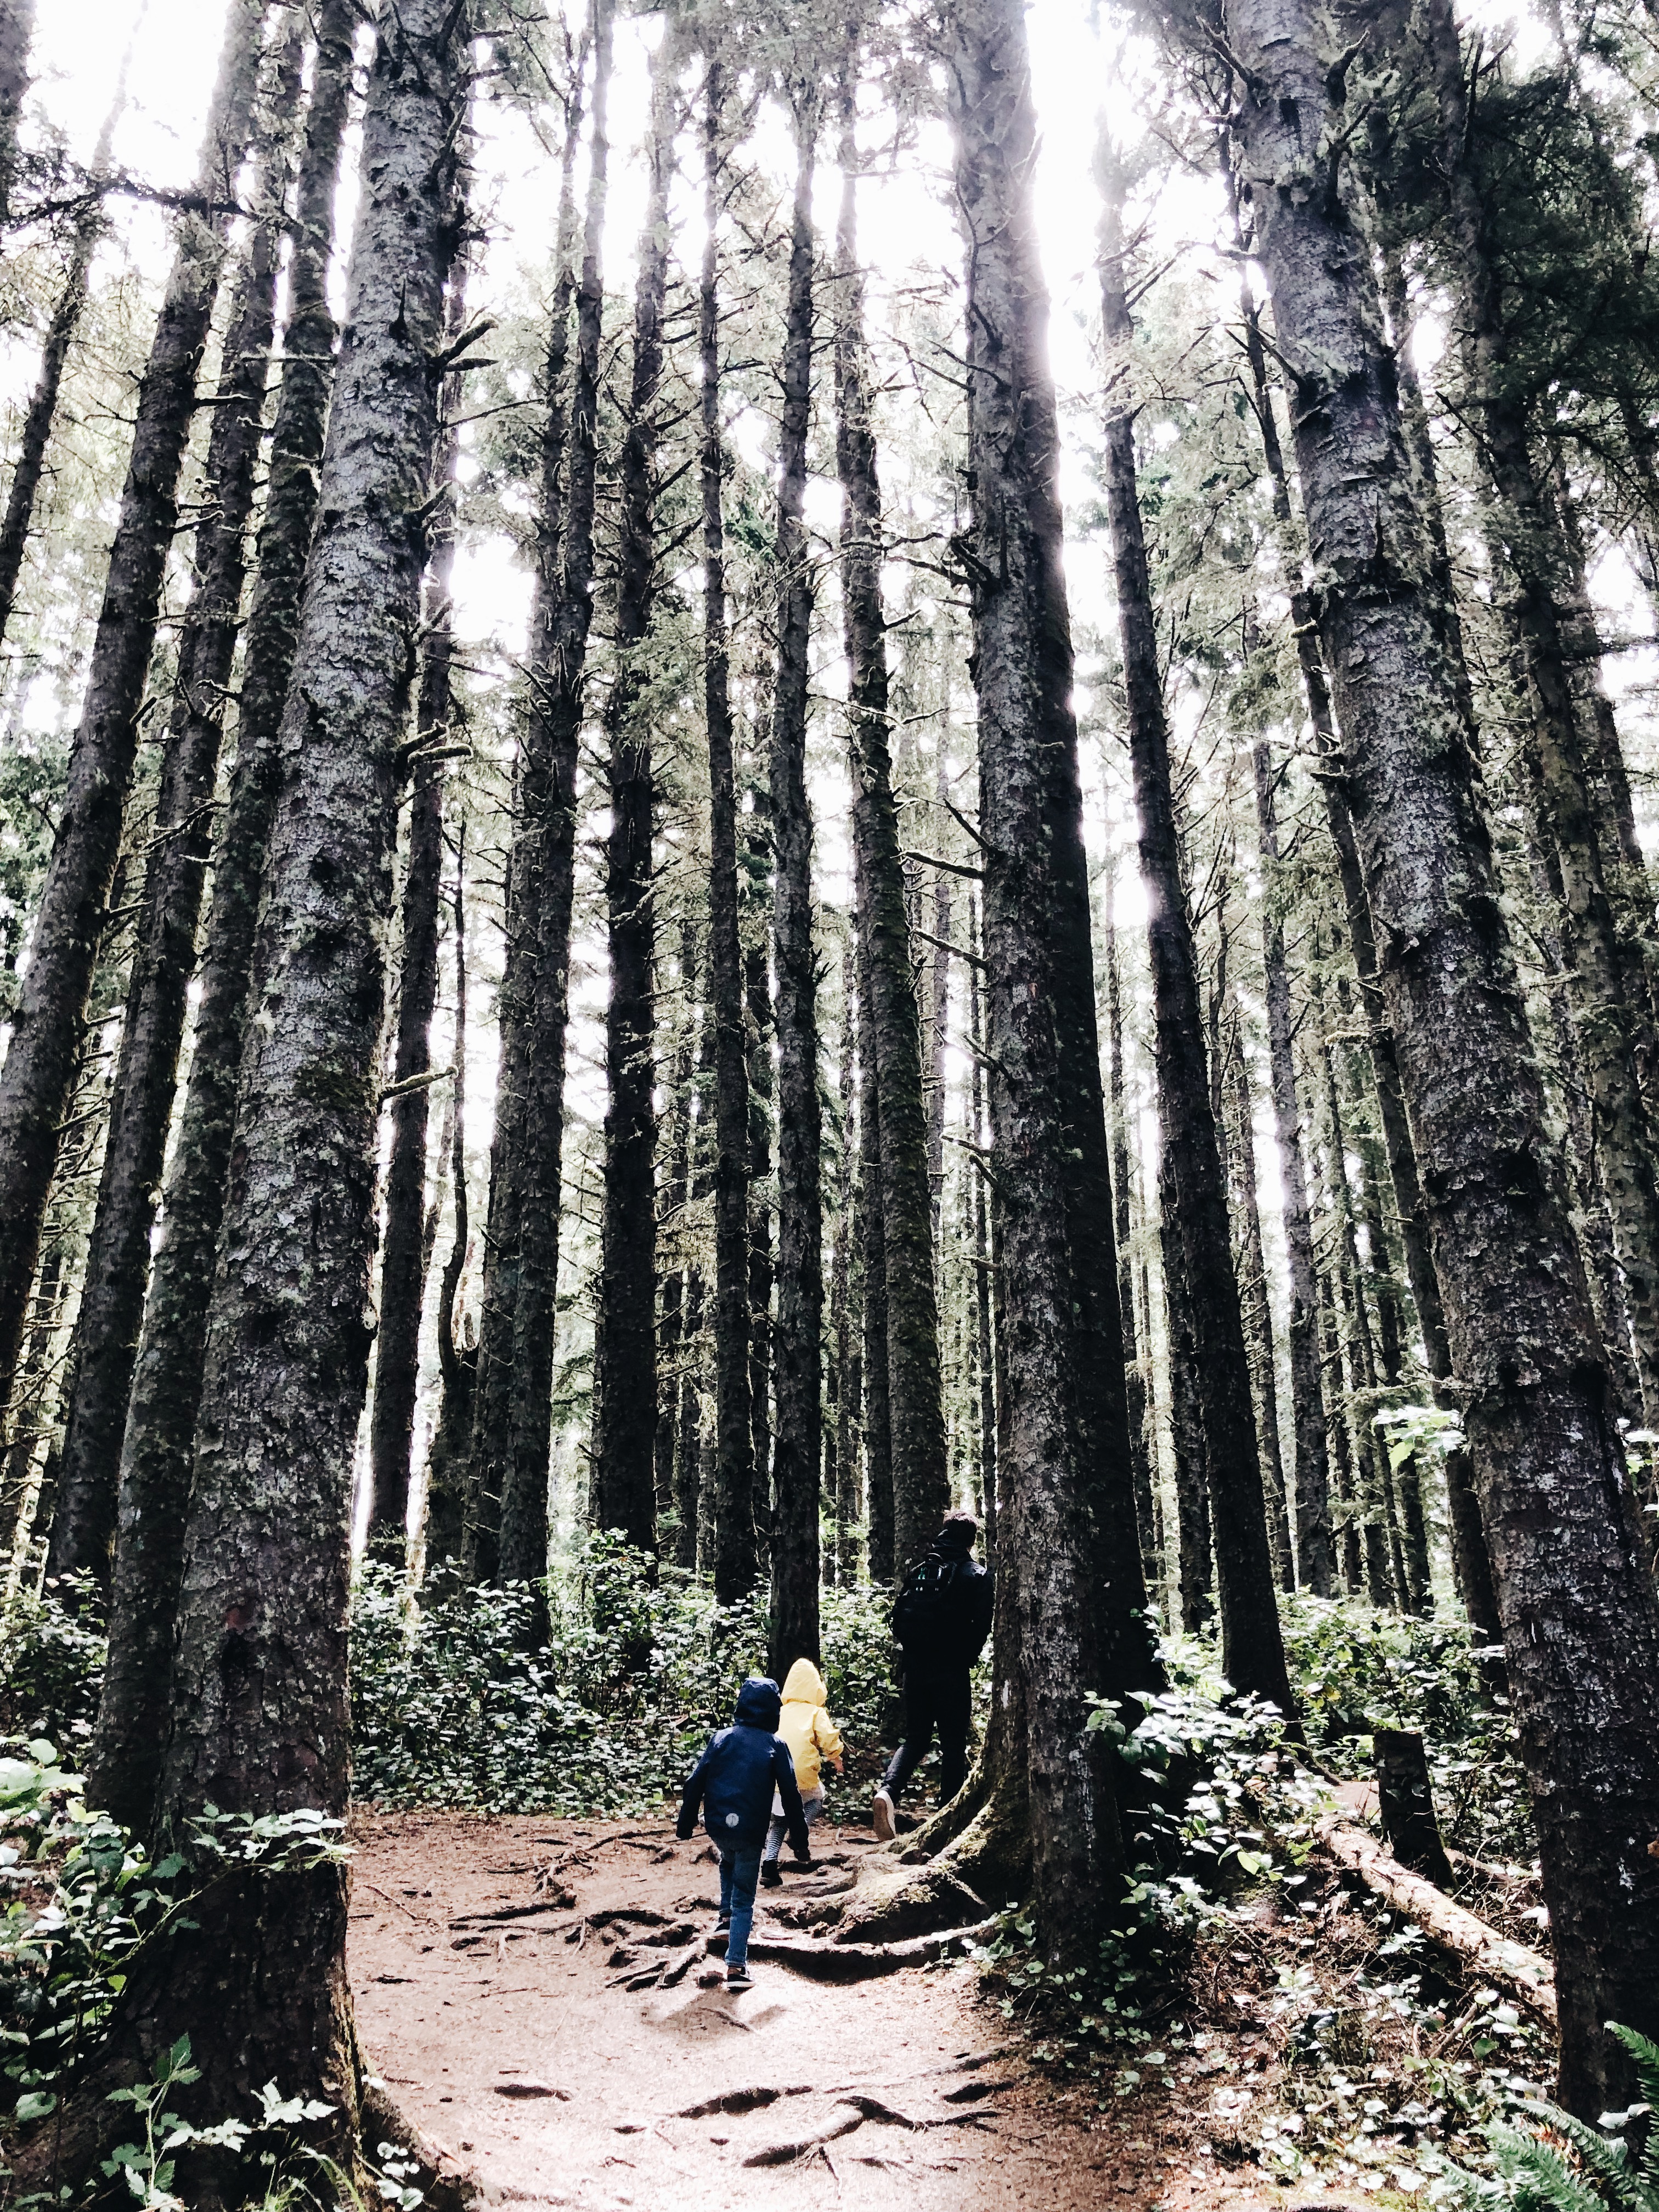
[777,1659,843,1793]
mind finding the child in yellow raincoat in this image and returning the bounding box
[759,1658,843,1887]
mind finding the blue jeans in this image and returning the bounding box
[718,1845,762,1972]
[763,1784,823,1863]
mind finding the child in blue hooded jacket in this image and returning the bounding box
[676,1675,810,1989]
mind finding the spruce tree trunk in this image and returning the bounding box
[100,3,467,2183]
[1227,1041,1295,1590]
[1427,0,1659,1423]
[834,91,948,1583]
[0,74,124,651]
[1098,146,1293,1716]
[493,6,612,1598]
[855,874,894,1583]
[968,896,998,1564]
[1253,740,1333,1595]
[0,0,267,1418]
[697,61,757,1601]
[0,0,33,229]
[85,0,356,1835]
[768,88,822,1674]
[367,269,467,1550]
[590,49,674,1558]
[1163,1217,1214,1630]
[465,44,586,1583]
[745,927,774,1513]
[1227,0,1659,2109]
[48,51,303,1594]
[656,926,697,1536]
[947,0,1130,1955]
[679,994,718,1574]
[423,835,473,1573]
[1104,872,1156,1575]
[830,952,857,1583]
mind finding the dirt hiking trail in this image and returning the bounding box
[349,1812,1339,2212]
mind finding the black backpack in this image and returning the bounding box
[893,1554,961,1647]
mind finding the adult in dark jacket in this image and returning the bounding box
[873,1510,992,1840]
[677,1675,809,1987]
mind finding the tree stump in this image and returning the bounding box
[1373,1728,1454,1887]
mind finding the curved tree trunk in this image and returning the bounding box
[86,0,356,1835]
[768,86,822,1674]
[1227,0,1659,2112]
[0,0,267,1419]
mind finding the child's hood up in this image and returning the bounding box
[780,1658,827,1706]
[732,1674,782,1728]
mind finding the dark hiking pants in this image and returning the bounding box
[879,1667,971,1807]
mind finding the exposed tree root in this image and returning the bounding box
[361,2081,485,2211]
[707,1919,998,1980]
[1317,1814,1556,2024]
[740,2089,1003,2165]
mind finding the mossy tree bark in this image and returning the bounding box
[834,75,948,1584]
[0,0,267,1421]
[947,0,1130,1959]
[1098,137,1294,1716]
[769,84,823,1672]
[48,42,304,1594]
[86,0,356,1834]
[590,46,674,1558]
[1225,0,1659,2111]
[699,58,758,1602]
[106,3,468,2187]
[0,0,33,228]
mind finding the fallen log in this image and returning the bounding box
[1316,1814,1555,2026]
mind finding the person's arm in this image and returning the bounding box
[817,1709,844,1770]
[773,1741,810,1857]
[676,1744,710,1841]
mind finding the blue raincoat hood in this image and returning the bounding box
[733,1675,782,1730]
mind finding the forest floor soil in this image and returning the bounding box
[348,1810,1370,2212]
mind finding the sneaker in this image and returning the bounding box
[715,1914,731,1931]
[872,1787,896,1842]
[759,1861,782,1888]
[725,1965,753,1990]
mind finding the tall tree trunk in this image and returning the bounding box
[855,873,894,1584]
[85,0,356,1833]
[698,60,757,1602]
[1163,1217,1214,1630]
[656,924,697,1539]
[830,946,856,1584]
[1227,0,1659,2112]
[745,928,774,1520]
[947,0,1130,1955]
[1098,139,1293,1717]
[0,0,34,229]
[768,87,822,1676]
[590,48,674,1558]
[75,7,467,2190]
[1253,740,1333,1595]
[1104,866,1156,1577]
[463,42,585,1584]
[0,66,126,652]
[493,3,612,1601]
[968,894,998,1565]
[928,732,952,1246]
[423,828,473,1573]
[367,267,467,1550]
[0,0,267,1419]
[834,81,948,1584]
[1227,1039,1295,1590]
[48,48,304,1594]
[1429,0,1659,1424]
[679,995,718,1573]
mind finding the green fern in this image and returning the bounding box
[1452,2025,1659,2212]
